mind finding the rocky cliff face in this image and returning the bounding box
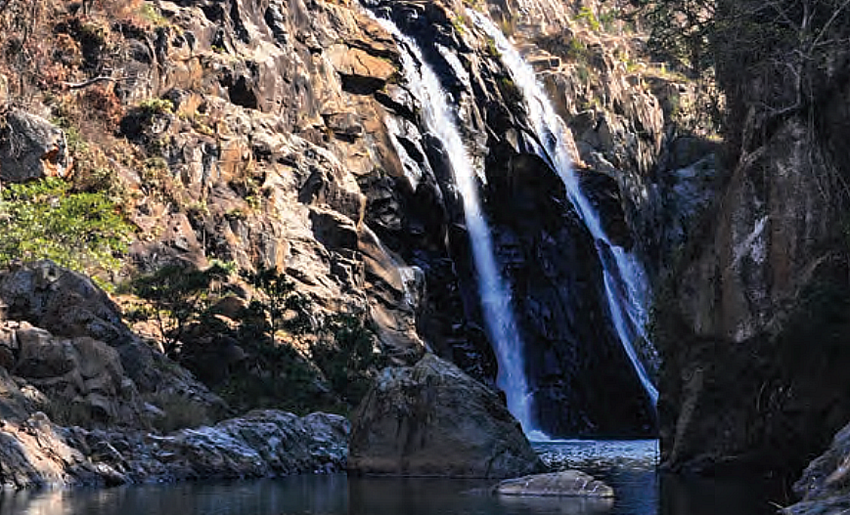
[0,0,760,480]
[652,0,850,479]
[0,0,688,441]
[117,0,666,437]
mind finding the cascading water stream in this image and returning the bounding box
[471,11,659,406]
[372,15,536,432]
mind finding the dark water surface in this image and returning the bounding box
[0,440,790,515]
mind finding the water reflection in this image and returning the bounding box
[0,475,348,515]
[497,494,614,514]
[347,476,614,515]
[0,441,788,515]
[660,474,788,515]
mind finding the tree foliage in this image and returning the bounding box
[313,313,384,405]
[131,262,385,413]
[240,266,314,342]
[632,0,850,147]
[0,177,132,278]
[131,262,232,356]
[633,0,850,73]
[629,0,715,74]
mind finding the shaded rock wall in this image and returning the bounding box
[653,2,850,477]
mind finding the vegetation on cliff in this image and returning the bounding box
[0,0,397,421]
[0,177,132,278]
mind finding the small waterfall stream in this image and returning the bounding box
[471,11,659,406]
[373,16,535,432]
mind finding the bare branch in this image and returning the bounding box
[809,0,850,50]
[61,76,132,89]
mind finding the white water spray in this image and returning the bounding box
[374,16,536,431]
[471,11,659,406]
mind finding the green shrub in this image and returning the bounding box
[0,178,133,279]
[576,6,601,32]
[215,341,333,415]
[240,266,315,341]
[139,98,174,115]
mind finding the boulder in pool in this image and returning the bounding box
[348,353,543,478]
[496,470,614,497]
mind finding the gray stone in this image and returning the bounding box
[784,422,850,515]
[348,354,543,478]
[496,470,614,498]
[0,110,70,183]
[0,409,349,489]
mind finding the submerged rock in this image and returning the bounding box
[348,353,543,478]
[496,470,614,498]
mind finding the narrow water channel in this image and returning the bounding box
[0,440,789,515]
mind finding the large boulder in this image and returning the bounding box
[0,110,70,183]
[0,412,107,489]
[0,261,227,424]
[0,260,133,345]
[348,353,544,478]
[147,410,349,479]
[10,321,146,428]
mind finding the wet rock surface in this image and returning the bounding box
[536,439,659,472]
[484,143,656,438]
[784,422,850,515]
[496,470,614,497]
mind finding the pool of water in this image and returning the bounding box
[0,440,790,515]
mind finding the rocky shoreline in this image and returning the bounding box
[0,409,348,489]
[0,260,352,489]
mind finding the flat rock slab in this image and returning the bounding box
[496,470,614,497]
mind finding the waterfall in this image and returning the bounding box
[471,11,659,406]
[372,16,536,432]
